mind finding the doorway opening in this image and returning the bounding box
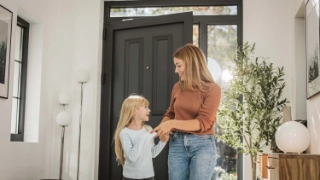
[100,1,243,180]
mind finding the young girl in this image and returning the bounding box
[114,94,169,180]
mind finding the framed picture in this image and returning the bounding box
[0,4,12,99]
[306,0,320,99]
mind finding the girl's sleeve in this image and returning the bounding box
[120,131,154,162]
[151,140,167,158]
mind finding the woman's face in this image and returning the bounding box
[174,57,186,81]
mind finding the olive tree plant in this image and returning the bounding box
[216,43,286,180]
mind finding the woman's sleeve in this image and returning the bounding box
[196,83,222,132]
[151,140,167,158]
[163,83,178,120]
[120,131,154,162]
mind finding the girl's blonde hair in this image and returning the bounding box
[173,43,214,91]
[114,94,149,166]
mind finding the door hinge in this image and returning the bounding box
[103,28,107,40]
[101,72,106,84]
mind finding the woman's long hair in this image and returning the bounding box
[173,43,214,91]
[114,94,149,166]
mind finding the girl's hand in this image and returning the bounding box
[150,120,173,137]
[159,133,169,142]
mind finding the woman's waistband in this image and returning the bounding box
[173,131,214,136]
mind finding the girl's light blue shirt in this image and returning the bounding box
[120,126,167,179]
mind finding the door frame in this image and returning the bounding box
[99,12,193,180]
[100,1,243,179]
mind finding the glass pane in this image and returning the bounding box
[207,25,238,180]
[193,24,199,47]
[15,26,23,62]
[12,62,21,97]
[11,98,20,134]
[207,25,237,85]
[110,6,237,17]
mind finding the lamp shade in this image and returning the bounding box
[58,91,71,105]
[275,121,310,153]
[76,69,90,83]
[56,111,72,126]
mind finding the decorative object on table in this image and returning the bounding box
[306,0,320,99]
[271,105,292,153]
[275,121,311,154]
[295,119,307,127]
[56,91,72,180]
[0,4,13,99]
[75,69,90,180]
[217,43,287,180]
[282,105,292,123]
[270,140,283,153]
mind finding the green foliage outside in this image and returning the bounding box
[220,173,237,180]
[216,43,287,180]
[308,44,319,83]
[0,41,7,84]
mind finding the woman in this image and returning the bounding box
[151,44,221,180]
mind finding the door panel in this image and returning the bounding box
[99,12,193,180]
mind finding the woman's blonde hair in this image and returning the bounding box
[114,94,149,166]
[173,43,214,91]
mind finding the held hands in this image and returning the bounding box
[159,133,169,142]
[150,120,174,138]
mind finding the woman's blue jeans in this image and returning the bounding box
[168,131,217,180]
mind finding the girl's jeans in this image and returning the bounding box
[168,131,217,180]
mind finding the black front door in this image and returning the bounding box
[99,12,193,180]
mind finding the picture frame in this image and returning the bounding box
[0,4,12,99]
[306,0,320,99]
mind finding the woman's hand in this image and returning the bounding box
[151,120,174,137]
[159,133,170,142]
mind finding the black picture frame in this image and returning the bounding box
[0,4,13,99]
[306,0,320,99]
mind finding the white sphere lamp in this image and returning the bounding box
[56,111,72,126]
[58,91,71,105]
[275,121,310,154]
[76,69,90,83]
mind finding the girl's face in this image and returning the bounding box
[174,57,186,81]
[134,104,151,122]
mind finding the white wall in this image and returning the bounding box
[293,0,320,155]
[39,0,101,179]
[0,0,49,179]
[304,0,320,154]
[243,0,320,179]
[243,0,298,178]
[0,0,101,179]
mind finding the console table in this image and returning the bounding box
[257,153,320,180]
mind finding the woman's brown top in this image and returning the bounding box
[163,82,221,135]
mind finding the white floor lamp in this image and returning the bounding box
[56,91,72,180]
[75,69,90,180]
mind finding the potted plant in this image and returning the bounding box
[216,42,287,180]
